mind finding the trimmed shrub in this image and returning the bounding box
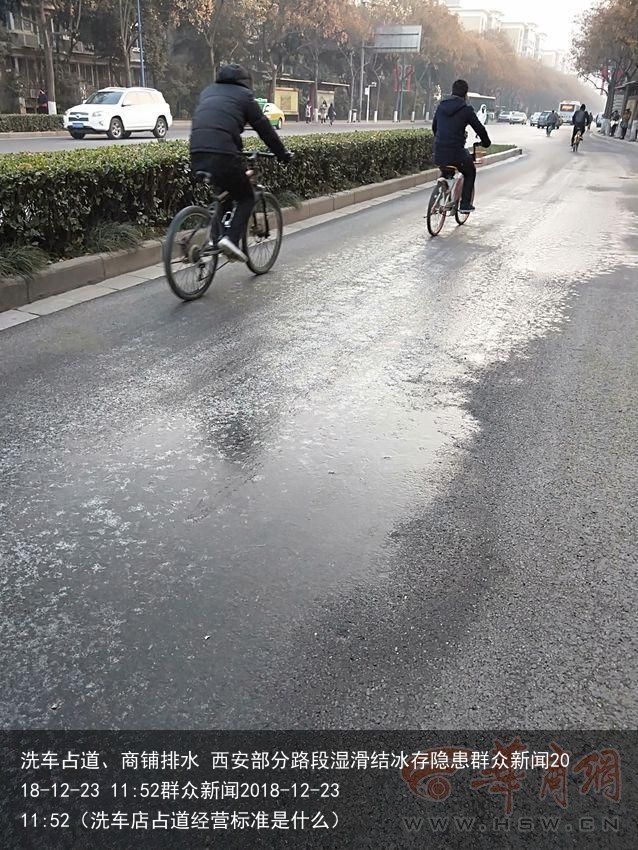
[0,114,65,133]
[0,131,434,258]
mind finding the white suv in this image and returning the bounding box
[63,87,173,141]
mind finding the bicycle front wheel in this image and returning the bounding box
[426,186,447,237]
[164,205,218,301]
[243,192,283,275]
[455,187,475,226]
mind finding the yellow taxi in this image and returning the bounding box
[256,99,285,130]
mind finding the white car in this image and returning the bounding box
[63,87,173,141]
[530,111,542,126]
[509,111,528,124]
[498,110,512,123]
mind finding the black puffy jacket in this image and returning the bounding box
[190,67,287,160]
[432,95,491,163]
[572,108,587,127]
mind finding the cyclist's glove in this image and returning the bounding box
[279,150,294,164]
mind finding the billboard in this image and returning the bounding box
[374,25,422,53]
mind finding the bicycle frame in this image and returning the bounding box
[199,152,274,267]
[436,143,479,209]
[435,172,463,210]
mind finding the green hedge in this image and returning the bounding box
[0,114,65,133]
[0,131,434,259]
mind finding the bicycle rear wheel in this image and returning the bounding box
[243,191,283,275]
[426,185,447,237]
[164,205,218,301]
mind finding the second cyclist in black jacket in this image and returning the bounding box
[190,64,292,263]
[432,79,491,213]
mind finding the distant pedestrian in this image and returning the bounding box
[619,108,631,139]
[305,101,312,123]
[37,88,48,114]
[610,109,620,136]
[327,102,336,125]
[319,100,327,124]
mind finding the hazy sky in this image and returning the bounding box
[455,0,595,49]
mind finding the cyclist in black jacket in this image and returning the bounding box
[190,64,292,262]
[571,105,589,146]
[432,79,491,213]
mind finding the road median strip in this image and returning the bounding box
[0,147,522,317]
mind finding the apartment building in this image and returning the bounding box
[1,1,137,113]
[443,6,504,35]
[444,3,546,60]
[541,49,569,74]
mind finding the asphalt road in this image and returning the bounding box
[1,127,637,729]
[0,119,419,154]
[0,116,549,156]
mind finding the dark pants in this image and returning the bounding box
[571,124,586,144]
[620,124,628,139]
[191,152,254,246]
[436,150,476,207]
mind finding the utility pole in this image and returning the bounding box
[136,0,146,87]
[358,42,365,121]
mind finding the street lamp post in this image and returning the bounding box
[136,0,146,87]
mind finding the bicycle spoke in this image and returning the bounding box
[244,193,283,274]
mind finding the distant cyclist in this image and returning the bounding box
[546,110,559,135]
[432,79,491,214]
[190,64,292,263]
[571,104,589,147]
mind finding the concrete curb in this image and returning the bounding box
[1,147,522,313]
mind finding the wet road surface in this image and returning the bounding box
[1,127,637,729]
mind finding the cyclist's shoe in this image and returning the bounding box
[459,203,475,213]
[218,236,247,263]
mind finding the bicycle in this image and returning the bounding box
[426,144,480,238]
[572,129,583,153]
[164,151,284,301]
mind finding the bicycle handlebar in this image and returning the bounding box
[245,150,295,162]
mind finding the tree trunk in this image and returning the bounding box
[67,0,83,59]
[122,48,132,87]
[314,55,319,121]
[37,0,57,113]
[118,0,133,86]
